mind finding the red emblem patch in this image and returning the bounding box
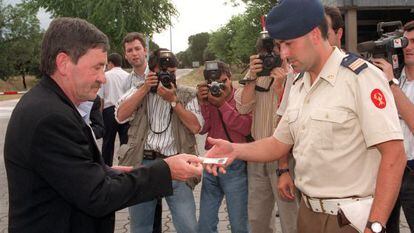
[370,89,386,109]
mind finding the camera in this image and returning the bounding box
[208,81,226,97]
[357,21,409,78]
[203,61,226,97]
[150,50,176,93]
[257,31,282,77]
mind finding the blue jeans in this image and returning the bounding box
[386,167,414,233]
[129,159,197,233]
[198,160,249,233]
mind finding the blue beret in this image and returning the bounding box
[266,0,325,40]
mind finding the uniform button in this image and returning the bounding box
[306,99,310,104]
[302,125,306,130]
[325,113,329,119]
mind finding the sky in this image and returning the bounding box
[4,0,246,53]
[152,0,246,53]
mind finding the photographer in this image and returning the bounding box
[196,61,252,233]
[371,20,414,233]
[234,34,299,233]
[115,44,203,233]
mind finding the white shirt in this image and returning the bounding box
[399,68,414,160]
[98,67,130,109]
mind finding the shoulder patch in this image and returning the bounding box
[341,54,368,75]
[293,72,305,85]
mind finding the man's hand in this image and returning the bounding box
[164,154,203,181]
[157,83,177,103]
[196,81,209,105]
[277,172,296,201]
[111,165,134,173]
[204,137,237,176]
[142,72,159,93]
[270,67,287,89]
[370,58,395,81]
[249,54,263,79]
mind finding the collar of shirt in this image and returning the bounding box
[77,101,94,124]
[298,47,345,92]
[130,63,149,88]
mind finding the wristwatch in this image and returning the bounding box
[170,101,180,108]
[389,78,400,86]
[276,168,289,177]
[366,221,386,233]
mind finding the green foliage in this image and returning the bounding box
[26,0,177,53]
[0,1,42,82]
[176,50,192,68]
[187,32,210,64]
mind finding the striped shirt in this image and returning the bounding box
[115,71,203,156]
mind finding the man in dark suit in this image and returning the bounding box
[4,17,203,233]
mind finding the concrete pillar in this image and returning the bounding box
[345,8,358,53]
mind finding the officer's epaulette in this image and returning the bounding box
[341,53,368,75]
[293,72,305,85]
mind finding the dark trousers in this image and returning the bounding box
[102,106,129,166]
[153,198,162,233]
[386,167,414,233]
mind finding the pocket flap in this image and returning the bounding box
[310,108,348,124]
[287,109,299,123]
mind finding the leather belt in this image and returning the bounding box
[143,150,168,160]
[302,193,373,215]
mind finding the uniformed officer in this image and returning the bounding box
[204,0,406,233]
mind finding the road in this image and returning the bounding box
[0,69,411,232]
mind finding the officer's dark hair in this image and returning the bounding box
[324,6,344,33]
[317,16,329,40]
[40,17,109,76]
[108,53,123,67]
[404,21,414,32]
[122,32,146,51]
[148,48,178,71]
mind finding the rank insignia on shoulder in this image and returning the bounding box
[341,54,368,74]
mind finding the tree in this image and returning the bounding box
[188,32,210,64]
[26,0,177,53]
[0,2,42,87]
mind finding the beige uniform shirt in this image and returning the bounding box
[273,48,403,198]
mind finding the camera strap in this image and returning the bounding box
[217,109,234,143]
[147,97,173,135]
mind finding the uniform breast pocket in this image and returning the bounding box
[287,109,300,139]
[309,108,348,150]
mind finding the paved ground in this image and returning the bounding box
[0,97,411,233]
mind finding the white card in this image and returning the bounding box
[202,157,228,165]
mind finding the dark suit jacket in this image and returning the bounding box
[4,76,173,233]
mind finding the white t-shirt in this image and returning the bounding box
[98,67,130,109]
[399,69,414,160]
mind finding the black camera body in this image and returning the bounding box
[151,50,176,93]
[257,31,282,77]
[357,21,409,78]
[203,61,226,97]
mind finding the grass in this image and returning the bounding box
[0,94,23,101]
[177,65,248,89]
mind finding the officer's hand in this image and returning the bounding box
[204,137,236,176]
[270,67,287,89]
[277,172,296,201]
[164,154,203,181]
[142,72,159,93]
[207,91,226,107]
[370,58,395,81]
[249,54,263,79]
[157,83,177,103]
[196,81,209,105]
